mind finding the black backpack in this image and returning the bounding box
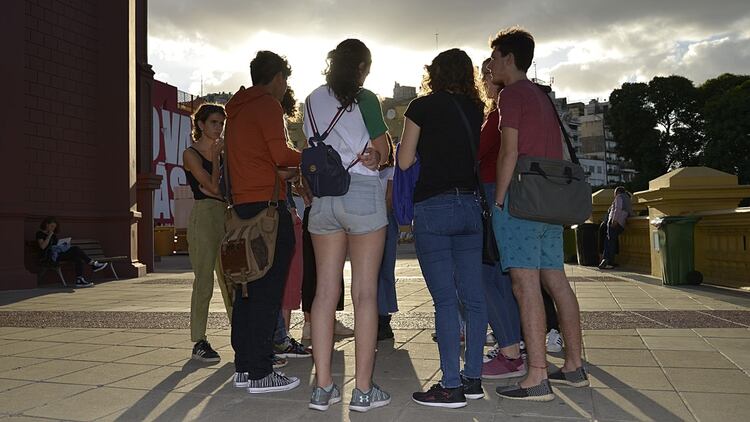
[301,98,365,197]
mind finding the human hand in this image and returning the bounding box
[211,138,225,158]
[277,167,300,181]
[358,148,381,170]
[294,177,313,206]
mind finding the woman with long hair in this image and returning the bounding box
[183,103,232,363]
[477,59,526,380]
[303,38,391,413]
[398,49,488,408]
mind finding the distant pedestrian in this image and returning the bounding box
[599,186,631,269]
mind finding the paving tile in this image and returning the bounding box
[95,391,219,422]
[583,329,639,336]
[0,357,49,373]
[705,337,750,370]
[0,359,100,381]
[0,328,73,341]
[591,388,695,421]
[23,386,147,421]
[71,345,155,362]
[21,342,109,360]
[681,392,750,422]
[637,328,697,337]
[588,366,674,391]
[0,382,92,415]
[641,336,715,351]
[79,332,157,345]
[49,362,156,386]
[584,336,646,349]
[664,368,750,393]
[396,407,495,422]
[116,347,188,366]
[108,365,219,391]
[651,350,738,369]
[1,341,61,356]
[497,385,594,420]
[585,349,659,367]
[0,378,31,394]
[694,328,750,338]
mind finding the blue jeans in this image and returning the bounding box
[414,193,487,387]
[273,312,288,346]
[481,183,521,348]
[377,211,399,316]
[603,223,623,262]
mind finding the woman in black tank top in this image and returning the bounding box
[183,103,232,363]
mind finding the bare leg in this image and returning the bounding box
[500,343,521,359]
[310,231,348,388]
[541,269,583,371]
[510,268,547,387]
[282,309,292,333]
[349,228,386,391]
[304,311,310,322]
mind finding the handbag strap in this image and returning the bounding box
[448,94,491,214]
[223,137,234,206]
[537,86,580,165]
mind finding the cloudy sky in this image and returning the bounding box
[148,0,750,103]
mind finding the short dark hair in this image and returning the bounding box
[490,27,535,73]
[250,51,292,85]
[615,186,627,195]
[39,216,59,233]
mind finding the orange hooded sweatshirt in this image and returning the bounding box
[225,86,301,204]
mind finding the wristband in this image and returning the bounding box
[495,201,504,210]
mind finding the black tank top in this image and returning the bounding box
[185,147,223,201]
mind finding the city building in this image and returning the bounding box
[553,95,637,187]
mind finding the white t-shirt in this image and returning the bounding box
[379,166,394,192]
[303,85,388,177]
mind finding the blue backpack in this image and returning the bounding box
[301,99,365,197]
[393,143,420,225]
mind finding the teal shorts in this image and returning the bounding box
[492,196,564,273]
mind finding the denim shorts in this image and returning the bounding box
[492,194,564,272]
[308,173,388,235]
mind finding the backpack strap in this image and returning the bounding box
[306,96,348,146]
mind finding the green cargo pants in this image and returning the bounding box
[188,198,233,343]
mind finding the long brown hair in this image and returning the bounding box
[192,103,226,141]
[325,39,372,107]
[422,49,483,111]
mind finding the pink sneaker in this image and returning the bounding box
[482,354,527,380]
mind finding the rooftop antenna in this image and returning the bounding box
[533,61,538,82]
[435,31,439,50]
[200,74,204,97]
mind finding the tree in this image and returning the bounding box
[647,76,703,168]
[608,82,664,190]
[702,77,750,184]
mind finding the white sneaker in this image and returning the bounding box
[486,332,497,346]
[302,322,311,340]
[483,344,500,363]
[546,329,563,353]
[334,319,354,336]
[91,261,108,272]
[233,372,249,388]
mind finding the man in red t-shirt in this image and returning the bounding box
[488,27,588,402]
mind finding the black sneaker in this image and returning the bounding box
[548,366,589,387]
[461,374,484,400]
[412,383,467,408]
[192,340,220,363]
[75,277,93,288]
[496,379,555,402]
[274,337,311,358]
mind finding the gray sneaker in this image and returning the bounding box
[309,383,341,411]
[349,383,391,413]
[548,366,589,387]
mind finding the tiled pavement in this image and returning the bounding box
[1,245,749,421]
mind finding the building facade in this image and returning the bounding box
[1,0,157,289]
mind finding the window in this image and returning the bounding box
[597,166,602,174]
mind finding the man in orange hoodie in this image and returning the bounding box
[225,51,302,394]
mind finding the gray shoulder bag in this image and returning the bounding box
[507,89,592,225]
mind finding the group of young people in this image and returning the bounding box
[182,26,588,413]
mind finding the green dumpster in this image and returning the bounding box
[652,216,702,286]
